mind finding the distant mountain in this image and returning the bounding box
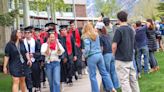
[86,0,96,17]
[117,0,139,13]
[86,0,139,17]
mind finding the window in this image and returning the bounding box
[66,5,73,12]
[8,0,12,9]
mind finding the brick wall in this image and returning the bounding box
[75,5,87,28]
[77,21,86,28]
[75,5,87,17]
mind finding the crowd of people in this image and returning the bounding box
[3,10,164,92]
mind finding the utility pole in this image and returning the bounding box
[23,0,30,27]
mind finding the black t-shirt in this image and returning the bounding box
[100,34,112,54]
[113,25,134,61]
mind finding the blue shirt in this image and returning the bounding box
[160,24,164,35]
[135,26,148,48]
[83,36,102,58]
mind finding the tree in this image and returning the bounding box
[95,0,120,18]
[131,0,160,21]
[14,0,20,29]
[0,0,18,26]
[0,0,12,52]
[29,0,68,22]
[0,9,18,26]
[23,0,30,26]
[157,2,164,17]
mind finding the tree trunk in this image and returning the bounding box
[0,0,11,53]
[50,0,57,23]
[50,2,55,22]
[15,0,20,29]
[23,0,30,27]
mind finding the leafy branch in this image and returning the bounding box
[0,9,19,26]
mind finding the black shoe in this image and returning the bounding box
[75,75,78,80]
[28,88,32,92]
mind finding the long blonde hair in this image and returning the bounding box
[82,22,98,41]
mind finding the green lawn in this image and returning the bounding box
[0,52,164,92]
[138,52,164,92]
[0,73,12,92]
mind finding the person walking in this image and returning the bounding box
[41,30,65,92]
[160,20,164,46]
[99,26,120,90]
[59,25,78,85]
[3,29,32,92]
[82,22,116,92]
[23,26,42,92]
[146,19,159,72]
[112,11,140,92]
[135,21,149,76]
[69,21,83,79]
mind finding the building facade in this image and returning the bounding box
[8,0,90,28]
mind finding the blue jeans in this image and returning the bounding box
[45,61,60,92]
[103,53,119,89]
[136,46,149,73]
[133,50,138,76]
[87,53,114,92]
[149,51,158,68]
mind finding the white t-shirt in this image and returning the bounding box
[41,40,65,63]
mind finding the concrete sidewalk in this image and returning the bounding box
[40,74,101,92]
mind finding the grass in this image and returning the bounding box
[0,73,12,92]
[0,52,164,92]
[138,52,164,92]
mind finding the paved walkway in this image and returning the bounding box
[41,74,101,92]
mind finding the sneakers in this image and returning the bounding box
[78,74,82,79]
[138,73,141,79]
[149,66,160,73]
[155,66,160,71]
[84,68,88,75]
[68,82,73,87]
[60,83,65,92]
[34,88,41,92]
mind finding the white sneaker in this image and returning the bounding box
[61,83,65,92]
[84,68,88,75]
[138,73,141,78]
